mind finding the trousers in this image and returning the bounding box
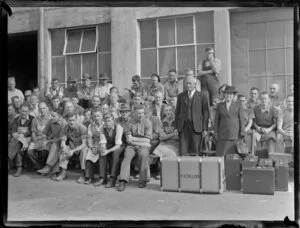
[200,74,219,106]
[179,120,202,156]
[59,147,87,170]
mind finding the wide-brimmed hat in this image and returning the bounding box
[99,73,109,81]
[82,73,92,80]
[224,86,237,94]
[119,103,131,112]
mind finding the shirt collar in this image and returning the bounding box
[259,104,271,113]
[19,115,30,121]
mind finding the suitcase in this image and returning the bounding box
[242,167,275,195]
[242,155,258,169]
[275,160,289,191]
[200,157,225,193]
[269,152,293,163]
[179,157,201,192]
[258,158,273,168]
[255,148,269,159]
[225,154,241,191]
[160,157,179,192]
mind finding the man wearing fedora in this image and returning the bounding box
[93,73,112,103]
[214,85,245,156]
[77,73,94,109]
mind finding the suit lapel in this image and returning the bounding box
[192,91,199,107]
[183,91,189,106]
[222,102,231,118]
[228,102,236,116]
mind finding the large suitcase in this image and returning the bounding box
[160,157,179,192]
[269,152,293,163]
[179,157,201,192]
[241,155,258,169]
[200,157,225,193]
[225,154,241,191]
[242,167,275,195]
[275,160,289,191]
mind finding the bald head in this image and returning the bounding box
[185,68,194,77]
[185,76,197,92]
[39,102,48,116]
[270,83,280,97]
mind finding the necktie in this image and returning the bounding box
[188,91,192,99]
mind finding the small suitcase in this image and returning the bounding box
[258,158,273,168]
[255,148,269,159]
[242,155,258,169]
[275,160,289,191]
[242,167,275,195]
[269,152,293,163]
[161,157,179,191]
[200,157,225,193]
[225,154,241,191]
[179,157,201,192]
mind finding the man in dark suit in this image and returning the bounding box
[214,86,245,156]
[175,76,209,156]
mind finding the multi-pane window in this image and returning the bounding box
[140,12,214,85]
[51,23,111,87]
[247,20,293,96]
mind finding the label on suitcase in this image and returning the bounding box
[161,157,179,191]
[275,160,289,191]
[225,155,241,190]
[242,167,275,195]
[200,157,225,193]
[258,158,273,168]
[179,157,201,192]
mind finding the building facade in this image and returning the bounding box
[8,7,294,97]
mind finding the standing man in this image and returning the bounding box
[197,47,221,106]
[8,76,24,105]
[269,83,284,111]
[164,69,178,100]
[93,73,112,103]
[177,68,201,94]
[77,73,94,109]
[175,76,209,156]
[118,104,153,191]
[214,86,245,156]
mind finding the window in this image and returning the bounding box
[140,12,214,85]
[51,24,111,87]
[247,20,293,96]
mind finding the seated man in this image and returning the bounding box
[82,108,92,128]
[71,95,85,116]
[28,94,39,117]
[11,96,21,115]
[97,113,125,188]
[92,73,112,103]
[27,102,51,171]
[52,112,88,183]
[91,95,101,111]
[50,95,63,115]
[37,111,68,176]
[253,92,278,154]
[276,95,294,153]
[118,104,152,191]
[109,92,120,119]
[8,104,34,177]
[77,73,94,109]
[126,75,148,101]
[62,101,84,124]
[83,109,103,185]
[100,103,110,116]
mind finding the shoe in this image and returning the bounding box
[14,167,22,177]
[37,165,51,175]
[84,178,93,185]
[76,176,85,184]
[138,181,147,188]
[105,178,116,188]
[133,174,139,179]
[155,173,161,180]
[53,170,67,181]
[118,181,126,192]
[93,178,105,187]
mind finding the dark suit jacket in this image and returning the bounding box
[175,90,209,133]
[214,101,245,140]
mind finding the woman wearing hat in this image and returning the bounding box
[214,85,246,156]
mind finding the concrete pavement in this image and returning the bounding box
[7,170,294,221]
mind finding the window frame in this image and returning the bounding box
[139,13,214,81]
[63,27,98,56]
[247,19,293,95]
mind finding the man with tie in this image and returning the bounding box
[174,75,209,156]
[214,86,245,156]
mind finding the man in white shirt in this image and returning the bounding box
[8,77,24,105]
[93,73,112,102]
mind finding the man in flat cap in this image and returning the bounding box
[77,73,94,109]
[92,73,113,103]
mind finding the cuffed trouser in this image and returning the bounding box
[46,142,60,167]
[59,147,87,170]
[85,160,97,179]
[119,145,149,183]
[200,75,219,106]
[27,149,49,169]
[14,151,23,168]
[99,145,125,181]
[179,120,202,156]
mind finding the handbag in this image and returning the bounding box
[236,138,248,155]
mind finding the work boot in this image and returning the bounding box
[76,170,85,184]
[84,178,93,185]
[14,167,22,177]
[93,178,106,187]
[37,165,51,175]
[105,178,116,188]
[138,181,147,188]
[54,169,67,181]
[118,181,126,192]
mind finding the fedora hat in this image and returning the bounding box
[119,103,131,112]
[99,73,109,81]
[82,73,92,80]
[224,86,237,94]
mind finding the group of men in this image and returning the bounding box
[7,46,294,191]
